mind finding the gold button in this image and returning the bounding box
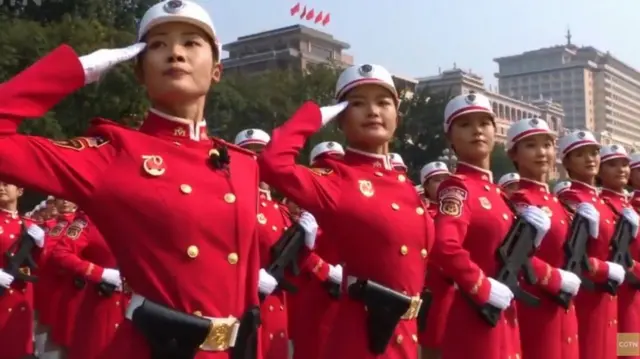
[496,188,501,194]
[274,204,279,209]
[8,289,13,295]
[484,185,490,191]
[224,193,236,203]
[261,202,267,207]
[193,310,203,316]
[257,213,267,224]
[605,219,610,224]
[567,337,572,343]
[271,225,278,231]
[180,184,192,194]
[543,196,549,200]
[391,203,400,210]
[269,333,274,340]
[592,197,597,202]
[186,245,199,258]
[398,174,406,182]
[400,245,408,255]
[269,305,274,312]
[503,214,509,220]
[280,305,284,311]
[421,249,428,258]
[396,334,403,344]
[280,332,285,338]
[553,197,558,202]
[116,301,120,306]
[416,207,425,215]
[228,252,239,264]
[115,323,119,328]
[412,334,418,343]
[208,149,220,157]
[7,308,11,312]
[614,319,618,324]
[173,142,181,146]
[375,172,383,177]
[561,220,565,224]
[516,354,520,359]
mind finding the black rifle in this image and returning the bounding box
[554,201,595,308]
[417,289,433,332]
[474,199,540,327]
[602,201,636,294]
[0,224,38,296]
[323,280,341,299]
[266,223,306,294]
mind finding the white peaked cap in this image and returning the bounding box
[47,195,54,200]
[389,153,406,168]
[553,181,572,195]
[599,144,629,163]
[443,92,494,133]
[558,130,600,160]
[498,172,520,187]
[420,161,449,184]
[506,118,554,150]
[335,64,397,101]
[234,129,270,148]
[310,141,345,165]
[630,153,640,169]
[137,0,220,54]
[39,200,47,207]
[415,185,424,194]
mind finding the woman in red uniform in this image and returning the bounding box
[497,172,520,196]
[430,93,553,359]
[50,212,129,359]
[259,63,434,359]
[597,145,640,358]
[506,118,583,359]
[557,131,629,359]
[417,161,450,359]
[0,1,263,358]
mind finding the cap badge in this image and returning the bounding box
[164,0,185,14]
[327,142,335,148]
[612,145,619,151]
[358,64,373,77]
[465,94,477,104]
[246,129,254,138]
[529,119,539,127]
[578,131,585,138]
[435,162,442,168]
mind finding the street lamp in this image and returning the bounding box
[438,148,458,171]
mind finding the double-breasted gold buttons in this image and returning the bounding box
[224,193,236,203]
[186,245,199,258]
[228,252,239,264]
[416,207,425,215]
[421,249,428,258]
[180,184,192,194]
[391,203,400,210]
[400,245,408,255]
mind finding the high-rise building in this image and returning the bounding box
[494,31,640,149]
[221,24,352,75]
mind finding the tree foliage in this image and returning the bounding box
[1,2,515,207]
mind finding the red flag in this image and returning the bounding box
[321,13,330,25]
[305,8,315,20]
[290,2,300,16]
[314,11,324,23]
[299,6,307,19]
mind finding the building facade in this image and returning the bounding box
[221,25,352,75]
[417,68,565,179]
[494,34,640,150]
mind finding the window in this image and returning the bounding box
[309,44,332,60]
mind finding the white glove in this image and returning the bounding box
[520,206,551,247]
[577,203,600,238]
[621,208,640,237]
[328,264,343,284]
[487,277,514,310]
[258,268,278,295]
[27,224,45,248]
[0,270,14,289]
[298,211,319,249]
[320,101,348,126]
[101,268,122,290]
[79,43,146,84]
[606,262,625,284]
[558,269,581,295]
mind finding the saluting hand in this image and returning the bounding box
[576,203,600,238]
[26,224,45,248]
[79,43,147,85]
[319,102,349,126]
[298,211,319,249]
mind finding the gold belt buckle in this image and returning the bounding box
[18,267,31,276]
[200,320,233,351]
[401,296,423,320]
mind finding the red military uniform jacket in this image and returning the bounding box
[0,210,37,359]
[258,102,433,359]
[51,214,129,359]
[37,212,77,329]
[511,178,579,359]
[560,181,617,359]
[49,214,91,347]
[420,199,454,350]
[0,45,261,359]
[257,190,291,359]
[430,163,522,359]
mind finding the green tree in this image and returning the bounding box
[490,143,515,179]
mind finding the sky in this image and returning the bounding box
[201,0,640,87]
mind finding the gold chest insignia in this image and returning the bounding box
[479,197,492,210]
[358,180,374,197]
[173,127,187,137]
[65,224,83,240]
[440,198,462,217]
[142,155,167,177]
[257,213,267,225]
